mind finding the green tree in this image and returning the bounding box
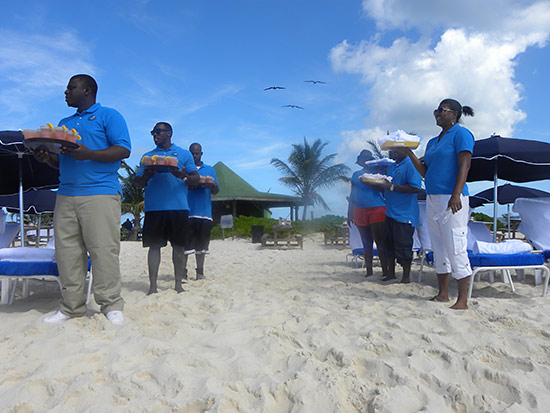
[119,161,144,241]
[271,137,350,220]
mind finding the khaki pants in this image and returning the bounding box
[54,194,124,316]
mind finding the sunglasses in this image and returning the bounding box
[434,107,454,114]
[150,128,170,135]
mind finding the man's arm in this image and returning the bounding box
[186,170,200,187]
[135,169,157,188]
[204,179,219,195]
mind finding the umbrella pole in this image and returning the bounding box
[493,168,498,243]
[507,204,511,239]
[37,213,42,248]
[18,153,25,247]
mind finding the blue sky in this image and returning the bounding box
[2,0,549,219]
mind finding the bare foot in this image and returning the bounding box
[175,284,185,293]
[147,287,158,295]
[450,302,468,310]
[429,295,450,302]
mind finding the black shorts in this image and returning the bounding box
[142,210,190,249]
[383,216,414,264]
[189,218,212,254]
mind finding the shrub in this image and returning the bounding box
[210,214,346,240]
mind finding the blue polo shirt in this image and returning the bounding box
[350,169,385,208]
[385,157,422,227]
[424,124,474,195]
[136,144,198,212]
[188,164,218,220]
[57,103,131,196]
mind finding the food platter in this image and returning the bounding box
[359,177,390,185]
[143,165,179,173]
[24,137,79,154]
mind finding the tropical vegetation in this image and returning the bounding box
[119,161,144,240]
[271,137,350,220]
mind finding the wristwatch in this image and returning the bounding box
[389,184,395,192]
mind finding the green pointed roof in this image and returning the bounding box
[212,161,306,206]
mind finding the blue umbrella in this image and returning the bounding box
[470,183,550,208]
[0,189,57,214]
[467,135,550,241]
[470,183,550,238]
[0,131,59,245]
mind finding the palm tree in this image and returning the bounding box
[271,137,350,220]
[119,161,144,241]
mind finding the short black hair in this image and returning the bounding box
[155,122,172,134]
[189,142,202,151]
[70,74,98,96]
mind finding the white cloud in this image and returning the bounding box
[0,30,95,124]
[331,1,550,158]
[362,0,550,42]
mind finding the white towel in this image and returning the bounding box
[0,247,55,262]
[473,239,533,255]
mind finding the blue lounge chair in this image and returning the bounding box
[0,243,93,305]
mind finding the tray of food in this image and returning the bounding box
[22,124,81,153]
[378,130,420,150]
[359,173,392,185]
[141,155,179,172]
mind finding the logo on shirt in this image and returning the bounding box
[89,115,97,120]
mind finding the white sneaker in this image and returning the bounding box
[106,310,124,325]
[43,310,70,324]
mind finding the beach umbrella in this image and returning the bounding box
[470,183,550,237]
[0,189,57,214]
[0,131,59,245]
[467,135,550,241]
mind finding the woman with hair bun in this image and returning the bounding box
[401,98,475,309]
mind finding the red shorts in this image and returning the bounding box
[353,206,386,226]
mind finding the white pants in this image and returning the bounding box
[426,194,472,280]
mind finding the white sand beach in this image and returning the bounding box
[1,235,550,412]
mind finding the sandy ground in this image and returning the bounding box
[1,234,550,412]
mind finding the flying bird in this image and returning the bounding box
[282,105,304,109]
[264,86,286,91]
[304,80,326,85]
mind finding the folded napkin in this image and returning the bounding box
[472,239,533,255]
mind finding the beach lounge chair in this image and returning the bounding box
[420,219,549,297]
[0,239,93,305]
[345,222,378,268]
[346,222,363,267]
[512,197,550,284]
[0,222,20,249]
[466,218,549,298]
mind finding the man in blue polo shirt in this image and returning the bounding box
[34,74,131,325]
[374,150,422,283]
[187,142,219,280]
[135,122,199,294]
